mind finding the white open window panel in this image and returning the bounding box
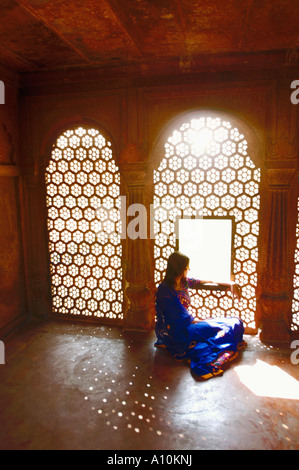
[176,216,235,290]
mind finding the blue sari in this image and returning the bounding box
[155,279,245,379]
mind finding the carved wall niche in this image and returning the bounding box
[20,91,126,324]
[148,109,264,332]
[0,176,27,334]
[0,70,28,338]
[267,133,298,161]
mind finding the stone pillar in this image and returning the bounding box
[120,161,154,331]
[258,168,296,342]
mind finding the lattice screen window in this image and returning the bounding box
[45,126,123,321]
[292,198,299,331]
[153,116,260,330]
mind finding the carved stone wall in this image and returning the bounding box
[0,66,296,342]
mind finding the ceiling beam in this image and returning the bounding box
[105,0,143,58]
[238,0,254,50]
[17,0,90,64]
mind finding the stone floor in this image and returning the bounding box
[0,319,299,451]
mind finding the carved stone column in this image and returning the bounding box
[120,161,154,331]
[258,168,296,342]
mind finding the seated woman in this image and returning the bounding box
[155,251,246,380]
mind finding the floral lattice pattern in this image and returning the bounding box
[46,127,123,321]
[153,117,260,329]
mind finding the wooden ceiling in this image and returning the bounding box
[0,0,299,75]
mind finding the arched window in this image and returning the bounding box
[292,198,299,331]
[45,126,123,322]
[153,114,260,330]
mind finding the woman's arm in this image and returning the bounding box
[185,277,203,289]
[186,278,241,300]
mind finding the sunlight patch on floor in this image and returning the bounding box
[235,359,299,400]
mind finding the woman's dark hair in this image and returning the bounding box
[164,251,190,288]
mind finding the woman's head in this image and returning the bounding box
[164,251,190,287]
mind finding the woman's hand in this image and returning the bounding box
[226,282,241,300]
